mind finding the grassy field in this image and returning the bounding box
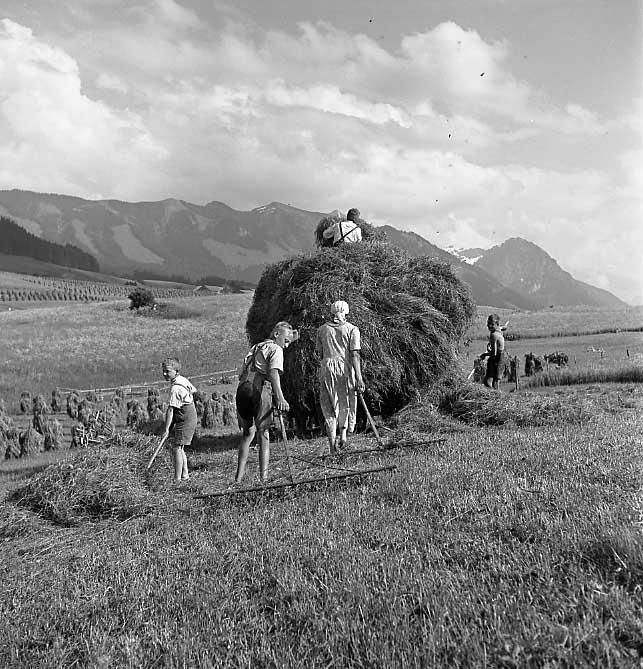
[469,305,643,340]
[1,298,642,667]
[0,294,253,401]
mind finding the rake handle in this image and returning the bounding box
[277,411,296,483]
[358,391,383,447]
[146,434,168,470]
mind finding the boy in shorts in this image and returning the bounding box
[234,322,294,484]
[161,358,197,482]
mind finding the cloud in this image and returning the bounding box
[95,72,129,93]
[0,12,639,303]
[0,19,166,199]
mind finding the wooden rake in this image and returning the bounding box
[358,391,383,448]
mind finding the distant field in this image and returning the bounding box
[470,304,643,339]
[0,253,130,284]
[3,296,642,403]
[0,294,253,401]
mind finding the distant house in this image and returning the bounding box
[193,285,223,295]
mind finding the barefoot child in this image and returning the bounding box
[234,322,294,484]
[480,314,506,390]
[161,358,197,482]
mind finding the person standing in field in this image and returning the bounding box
[316,300,365,455]
[234,322,294,484]
[480,314,506,390]
[322,208,363,246]
[161,358,197,482]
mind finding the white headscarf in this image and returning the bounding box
[330,300,349,324]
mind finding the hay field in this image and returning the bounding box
[0,293,253,400]
[0,299,642,666]
[469,305,643,339]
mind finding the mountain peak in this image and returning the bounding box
[474,238,626,308]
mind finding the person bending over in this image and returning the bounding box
[234,322,294,483]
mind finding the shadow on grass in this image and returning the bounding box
[190,432,239,455]
[579,529,643,592]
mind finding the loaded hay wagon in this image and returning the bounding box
[194,236,476,498]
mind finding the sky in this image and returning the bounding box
[0,0,641,304]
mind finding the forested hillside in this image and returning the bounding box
[0,216,99,272]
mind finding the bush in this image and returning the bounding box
[128,287,155,310]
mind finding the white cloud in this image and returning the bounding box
[0,13,640,303]
[0,19,166,199]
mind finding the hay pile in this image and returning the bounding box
[42,418,64,451]
[0,410,20,459]
[51,388,62,413]
[66,391,81,419]
[19,391,31,414]
[10,432,159,525]
[437,382,593,427]
[19,425,44,457]
[147,387,161,415]
[110,388,125,414]
[246,241,475,426]
[126,399,147,429]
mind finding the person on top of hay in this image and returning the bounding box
[480,314,506,390]
[234,321,295,484]
[316,300,365,455]
[161,358,197,482]
[322,208,363,246]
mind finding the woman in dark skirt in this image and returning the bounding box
[161,358,197,482]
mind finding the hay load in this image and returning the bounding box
[246,241,475,426]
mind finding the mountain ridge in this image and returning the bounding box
[0,189,626,309]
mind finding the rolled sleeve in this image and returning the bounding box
[350,327,361,351]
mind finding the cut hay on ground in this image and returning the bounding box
[437,381,594,427]
[246,241,475,427]
[10,432,159,525]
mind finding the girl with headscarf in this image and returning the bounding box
[315,300,365,454]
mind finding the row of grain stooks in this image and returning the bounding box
[1,385,237,460]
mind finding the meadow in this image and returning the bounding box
[1,296,641,667]
[0,294,253,401]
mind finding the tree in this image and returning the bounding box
[128,287,155,310]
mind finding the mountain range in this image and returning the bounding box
[0,189,627,309]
